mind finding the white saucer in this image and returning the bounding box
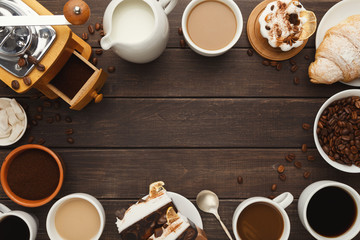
[315,0,360,87]
[168,192,203,229]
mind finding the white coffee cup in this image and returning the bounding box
[0,203,38,240]
[232,192,294,240]
[46,193,105,240]
[298,180,360,240]
[181,0,243,57]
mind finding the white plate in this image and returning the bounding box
[315,0,360,87]
[168,192,203,229]
[0,98,27,146]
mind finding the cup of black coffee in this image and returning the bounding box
[0,203,38,240]
[232,192,294,240]
[298,180,360,240]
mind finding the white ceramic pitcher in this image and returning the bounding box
[101,0,177,63]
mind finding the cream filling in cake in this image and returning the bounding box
[259,0,307,51]
[116,192,172,233]
[148,213,190,240]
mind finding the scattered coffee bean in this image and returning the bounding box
[301,143,307,152]
[55,114,61,122]
[293,76,300,85]
[279,173,286,181]
[100,30,105,37]
[65,116,72,123]
[289,59,296,66]
[307,155,315,161]
[304,55,310,60]
[277,165,285,174]
[47,117,54,124]
[18,57,26,67]
[23,76,31,86]
[92,57,98,66]
[88,24,95,34]
[65,128,74,135]
[303,171,311,179]
[95,49,103,55]
[107,66,115,73]
[95,23,101,31]
[247,49,254,56]
[262,60,270,66]
[276,63,282,71]
[37,138,45,145]
[27,136,34,144]
[355,100,360,109]
[268,195,275,200]
[270,61,278,67]
[285,153,295,162]
[67,137,74,144]
[290,65,298,72]
[11,80,20,89]
[82,32,88,40]
[43,100,52,108]
[271,184,277,191]
[237,176,243,184]
[180,39,186,48]
[35,114,43,120]
[294,161,302,169]
[36,63,45,71]
[27,55,38,65]
[302,123,311,130]
[178,27,183,36]
[31,119,38,126]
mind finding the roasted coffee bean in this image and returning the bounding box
[115,209,126,220]
[178,27,183,36]
[277,165,285,174]
[247,49,254,56]
[36,63,45,71]
[270,61,278,67]
[289,59,296,66]
[37,138,45,145]
[67,137,74,144]
[262,60,270,66]
[95,49,103,55]
[301,143,307,152]
[302,123,311,130]
[100,30,105,37]
[27,55,38,65]
[180,39,186,48]
[35,114,43,120]
[355,101,360,109]
[279,173,286,181]
[265,25,271,30]
[303,171,311,179]
[285,153,295,162]
[88,24,95,34]
[351,146,358,154]
[82,32,88,40]
[47,117,54,124]
[307,155,315,161]
[276,63,282,71]
[268,195,275,200]
[27,136,34,144]
[95,23,101,31]
[55,114,61,122]
[11,80,19,89]
[43,100,52,107]
[304,55,310,60]
[31,119,38,126]
[65,116,72,123]
[22,76,31,86]
[108,66,115,73]
[271,184,277,191]
[65,128,74,135]
[18,57,26,67]
[237,176,243,184]
[294,161,302,169]
[293,76,300,85]
[290,65,298,72]
[92,57,98,66]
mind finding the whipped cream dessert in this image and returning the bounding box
[259,0,308,51]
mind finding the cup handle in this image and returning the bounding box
[0,203,11,215]
[272,192,294,209]
[159,0,178,15]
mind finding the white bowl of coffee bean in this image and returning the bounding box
[314,89,360,173]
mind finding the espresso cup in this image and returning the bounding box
[298,180,360,240]
[46,193,105,240]
[181,0,243,57]
[0,203,38,240]
[232,192,293,240]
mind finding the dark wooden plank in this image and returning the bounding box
[37,0,340,48]
[1,149,359,199]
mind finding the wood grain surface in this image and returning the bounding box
[1,0,357,240]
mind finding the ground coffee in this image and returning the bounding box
[7,149,60,200]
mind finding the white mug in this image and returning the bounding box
[46,193,106,240]
[101,0,178,63]
[298,180,360,240]
[232,192,294,240]
[0,203,38,240]
[181,0,243,57]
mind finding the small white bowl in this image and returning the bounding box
[0,98,27,146]
[314,89,360,173]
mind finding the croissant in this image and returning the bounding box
[309,15,360,84]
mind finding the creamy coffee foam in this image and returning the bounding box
[259,0,308,51]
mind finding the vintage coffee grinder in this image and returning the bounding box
[0,0,107,110]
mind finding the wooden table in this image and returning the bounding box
[0,0,358,239]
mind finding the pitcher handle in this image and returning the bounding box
[273,192,294,209]
[159,0,178,15]
[0,203,11,216]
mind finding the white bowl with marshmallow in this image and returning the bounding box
[0,98,27,146]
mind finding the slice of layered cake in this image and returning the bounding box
[115,182,207,240]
